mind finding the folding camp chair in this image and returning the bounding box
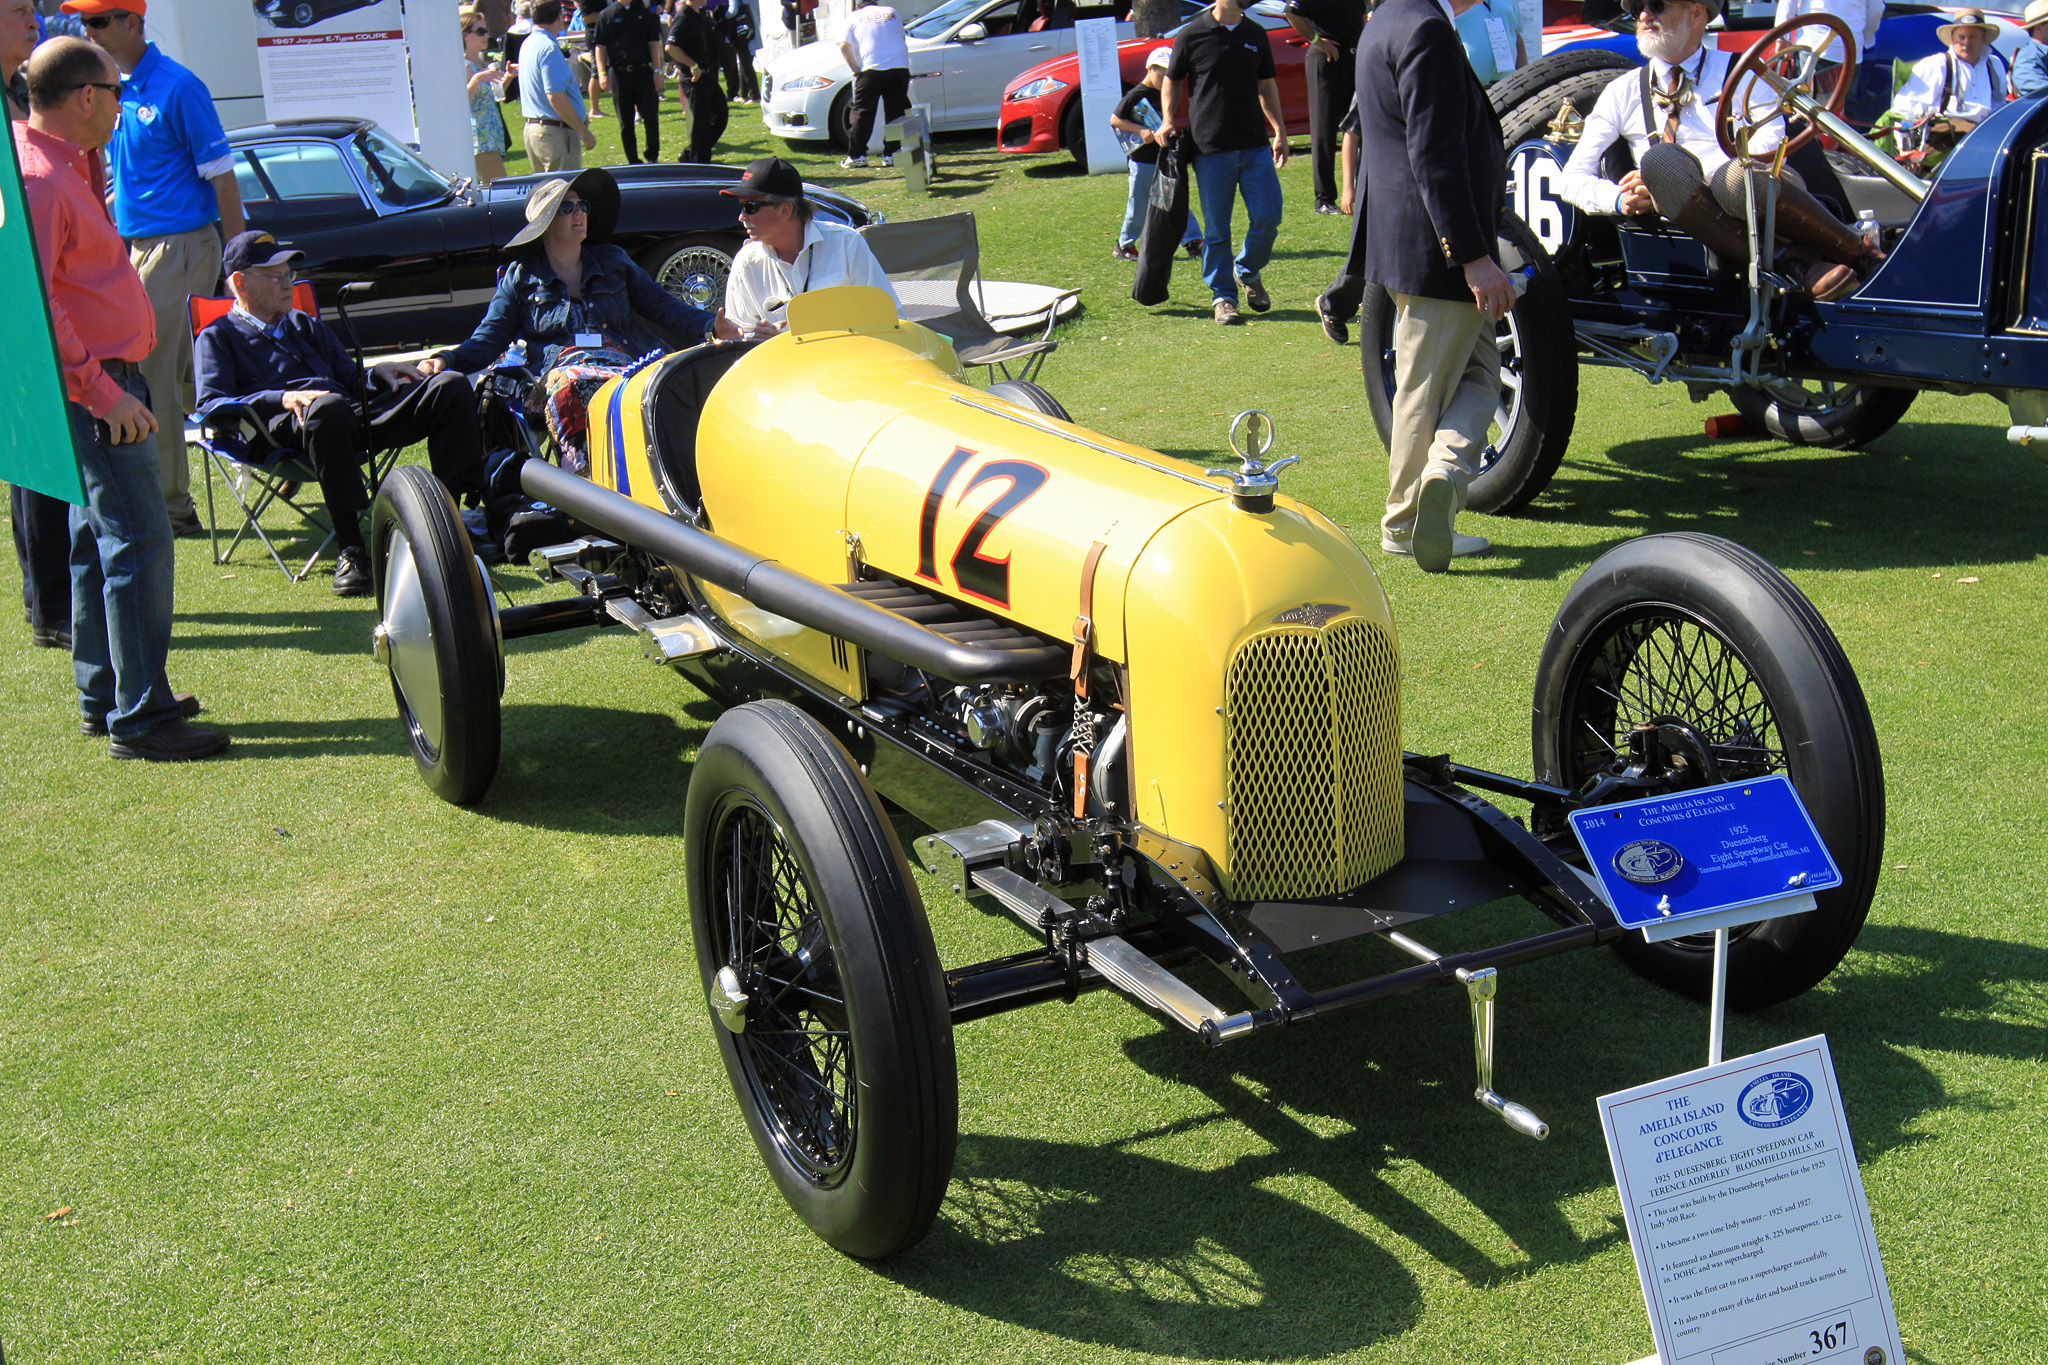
[186,282,402,584]
[860,212,1079,384]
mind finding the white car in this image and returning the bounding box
[760,0,1188,148]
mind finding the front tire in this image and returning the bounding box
[369,466,503,806]
[828,85,856,151]
[1727,379,1916,449]
[685,701,958,1259]
[638,235,737,312]
[1362,211,1578,515]
[1532,533,1885,1009]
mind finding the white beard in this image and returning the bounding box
[1636,26,1697,66]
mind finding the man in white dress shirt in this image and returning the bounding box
[1556,0,1875,301]
[1773,0,1881,71]
[1889,10,2011,142]
[720,156,899,336]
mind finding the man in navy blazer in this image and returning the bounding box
[195,231,493,595]
[1354,0,1512,572]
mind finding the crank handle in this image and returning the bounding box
[1477,1089,1549,1140]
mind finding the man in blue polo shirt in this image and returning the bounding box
[519,0,596,172]
[73,0,243,537]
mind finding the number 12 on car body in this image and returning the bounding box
[915,446,1049,609]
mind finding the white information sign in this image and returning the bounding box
[1599,1036,1904,1365]
[1075,16,1124,176]
[254,0,416,141]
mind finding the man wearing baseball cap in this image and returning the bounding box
[1554,0,1879,302]
[719,156,896,337]
[70,0,244,539]
[195,231,496,596]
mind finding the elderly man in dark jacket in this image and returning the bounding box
[195,231,497,595]
[1354,0,1511,572]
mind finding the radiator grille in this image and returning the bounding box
[1223,618,1405,902]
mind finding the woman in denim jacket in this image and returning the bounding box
[421,168,735,472]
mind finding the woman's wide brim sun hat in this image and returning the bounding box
[505,167,621,249]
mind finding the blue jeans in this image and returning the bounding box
[1120,158,1203,252]
[68,369,182,740]
[1192,148,1283,302]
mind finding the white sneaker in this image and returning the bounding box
[839,155,868,169]
[877,153,894,167]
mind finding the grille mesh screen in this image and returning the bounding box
[1223,619,1404,901]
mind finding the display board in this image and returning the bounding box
[255,0,417,140]
[1075,16,1123,175]
[0,124,85,505]
[1600,1036,1905,1365]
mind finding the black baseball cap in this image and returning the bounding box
[721,156,804,201]
[223,230,305,276]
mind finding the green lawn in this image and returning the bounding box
[1,102,2044,1363]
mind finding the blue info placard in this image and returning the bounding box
[1568,775,1842,933]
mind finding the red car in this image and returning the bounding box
[998,0,1310,163]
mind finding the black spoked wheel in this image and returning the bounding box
[1727,378,1916,449]
[1363,211,1578,514]
[685,701,957,1259]
[987,379,1071,421]
[369,466,503,806]
[1532,534,1884,1008]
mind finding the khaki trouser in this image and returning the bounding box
[523,120,581,173]
[1382,290,1500,543]
[131,222,224,520]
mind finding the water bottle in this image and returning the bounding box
[1856,209,1881,252]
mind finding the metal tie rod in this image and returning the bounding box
[1384,931,1549,1140]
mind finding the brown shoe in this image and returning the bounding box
[1802,262,1857,303]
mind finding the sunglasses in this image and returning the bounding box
[559,199,590,215]
[71,80,122,94]
[737,200,778,215]
[465,25,489,34]
[80,12,131,27]
[1633,0,1701,15]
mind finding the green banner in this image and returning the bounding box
[0,122,86,506]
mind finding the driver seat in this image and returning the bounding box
[638,338,765,516]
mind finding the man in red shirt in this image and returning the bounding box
[16,37,227,759]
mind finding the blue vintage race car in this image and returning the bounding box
[1363,5,2048,513]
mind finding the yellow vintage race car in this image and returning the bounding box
[369,286,1884,1260]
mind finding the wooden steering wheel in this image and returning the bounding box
[1716,12,1857,162]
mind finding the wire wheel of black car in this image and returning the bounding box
[1362,211,1578,515]
[369,466,504,807]
[1727,377,1916,449]
[289,0,316,24]
[1532,533,1885,1009]
[641,235,735,312]
[685,701,957,1259]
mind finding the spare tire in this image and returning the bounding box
[1488,45,1636,118]
[1501,65,1639,152]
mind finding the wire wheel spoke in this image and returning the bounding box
[1565,611,1787,786]
[709,799,856,1183]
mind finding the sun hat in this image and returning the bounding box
[1936,8,1999,43]
[505,167,620,250]
[2027,0,2048,28]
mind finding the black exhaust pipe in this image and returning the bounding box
[520,460,1067,686]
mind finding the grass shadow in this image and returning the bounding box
[475,702,704,835]
[885,1130,1423,1359]
[176,610,380,656]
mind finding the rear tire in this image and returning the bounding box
[685,701,958,1259]
[987,380,1071,421]
[1727,380,1916,449]
[369,466,503,806]
[1488,46,1635,118]
[1531,533,1885,1009]
[1362,211,1578,515]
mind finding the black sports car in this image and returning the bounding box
[226,119,880,352]
[255,0,382,30]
